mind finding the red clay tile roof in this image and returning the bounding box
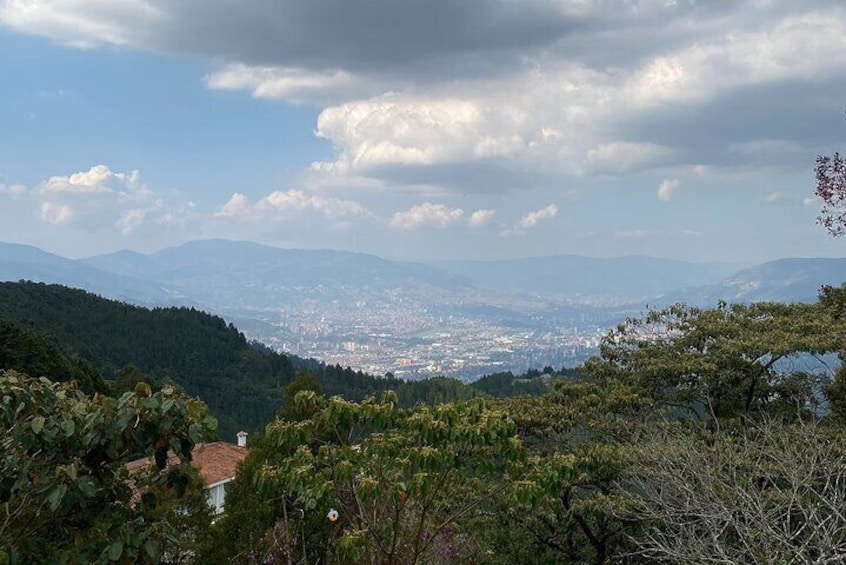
[126,441,247,486]
[191,442,248,485]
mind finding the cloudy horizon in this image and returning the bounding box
[2,0,846,264]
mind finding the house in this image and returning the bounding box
[126,431,249,515]
[198,432,249,514]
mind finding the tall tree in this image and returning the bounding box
[0,371,217,563]
[627,418,846,563]
[583,300,843,420]
[814,118,846,236]
[230,391,521,564]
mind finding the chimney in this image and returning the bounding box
[236,431,248,448]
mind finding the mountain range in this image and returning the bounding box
[2,239,845,377]
[1,238,842,306]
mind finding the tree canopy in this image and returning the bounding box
[0,371,217,563]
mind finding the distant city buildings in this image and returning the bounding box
[248,305,606,381]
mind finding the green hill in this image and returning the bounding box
[0,281,481,438]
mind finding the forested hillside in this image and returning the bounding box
[0,281,293,437]
[0,318,106,394]
[0,281,494,438]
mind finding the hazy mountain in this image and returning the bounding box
[0,242,176,304]
[656,258,846,305]
[82,239,475,312]
[7,239,846,379]
[433,255,739,301]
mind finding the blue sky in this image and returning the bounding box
[1,0,845,264]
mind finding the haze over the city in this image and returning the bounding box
[1,1,845,264]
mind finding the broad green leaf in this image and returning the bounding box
[31,416,45,434]
[107,541,123,561]
[143,540,159,560]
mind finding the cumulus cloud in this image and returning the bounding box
[390,203,464,229]
[468,209,496,227]
[40,202,72,224]
[215,193,251,217]
[37,164,149,196]
[519,204,558,229]
[116,208,147,234]
[215,189,368,220]
[762,191,817,207]
[205,64,369,105]
[3,1,846,195]
[764,192,785,204]
[657,178,679,202]
[2,165,176,234]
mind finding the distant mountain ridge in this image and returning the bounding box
[656,257,846,306]
[80,239,474,313]
[0,242,177,304]
[2,239,846,380]
[1,239,844,308]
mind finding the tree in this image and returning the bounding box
[490,380,651,564]
[240,391,521,564]
[814,126,846,236]
[583,300,843,420]
[277,370,325,421]
[0,371,217,563]
[0,318,107,394]
[626,418,846,563]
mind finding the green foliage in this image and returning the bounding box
[225,392,521,564]
[0,317,107,394]
[584,300,843,419]
[0,371,217,563]
[6,280,846,563]
[277,369,325,421]
[471,367,581,398]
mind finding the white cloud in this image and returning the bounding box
[215,192,251,217]
[116,208,147,234]
[390,203,464,229]
[657,178,680,202]
[37,164,148,197]
[468,209,496,227]
[627,12,846,107]
[205,64,368,105]
[764,192,785,204]
[0,183,26,197]
[4,1,846,203]
[586,142,675,173]
[519,204,558,230]
[215,189,368,220]
[313,95,524,173]
[3,165,176,233]
[729,139,806,157]
[803,196,818,207]
[40,202,73,224]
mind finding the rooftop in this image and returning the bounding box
[126,441,248,486]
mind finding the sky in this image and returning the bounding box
[1,0,846,264]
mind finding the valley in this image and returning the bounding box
[2,239,845,380]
